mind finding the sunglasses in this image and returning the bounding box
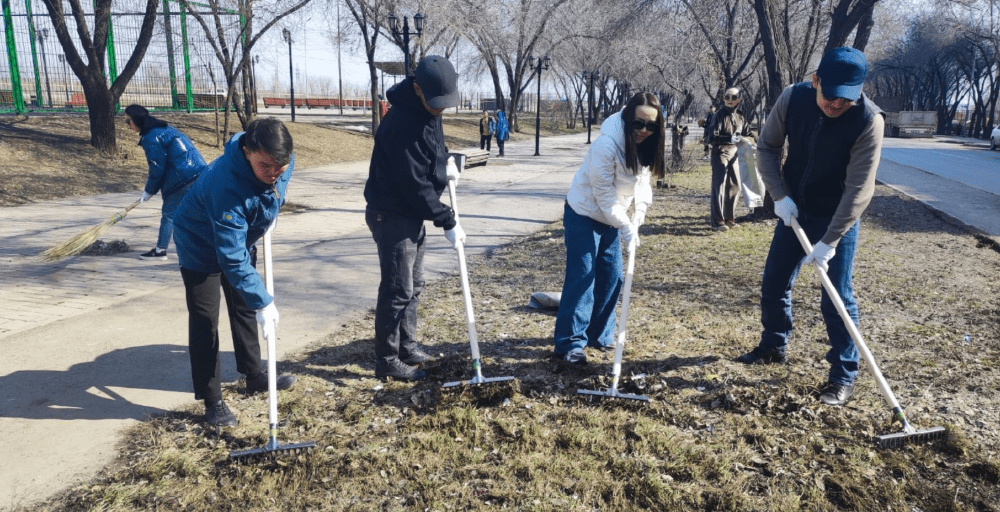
[630,120,658,132]
[724,94,740,100]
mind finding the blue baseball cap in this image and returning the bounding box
[816,47,868,101]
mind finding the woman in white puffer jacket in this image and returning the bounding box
[554,92,665,365]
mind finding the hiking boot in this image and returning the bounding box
[735,347,787,365]
[711,224,729,232]
[819,381,855,406]
[204,400,238,427]
[562,347,588,365]
[243,371,296,394]
[375,358,427,381]
[400,346,434,365]
[139,248,167,261]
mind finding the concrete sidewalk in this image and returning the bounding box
[0,131,590,510]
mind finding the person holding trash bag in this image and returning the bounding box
[125,104,206,261]
[364,55,465,382]
[495,109,509,157]
[553,92,665,365]
[704,87,754,231]
[173,117,298,427]
[736,47,885,407]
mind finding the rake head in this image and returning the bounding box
[442,375,516,388]
[876,426,947,449]
[577,388,651,403]
[228,441,316,463]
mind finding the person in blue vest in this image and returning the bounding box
[495,109,509,157]
[737,47,885,408]
[173,117,297,427]
[125,104,205,261]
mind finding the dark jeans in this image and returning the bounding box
[480,135,492,151]
[758,215,860,385]
[180,261,261,404]
[366,207,425,362]
[155,182,194,250]
[553,202,622,355]
[496,137,505,156]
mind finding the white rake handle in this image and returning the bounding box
[262,225,280,444]
[609,238,636,394]
[447,181,484,373]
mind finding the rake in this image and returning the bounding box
[229,225,316,462]
[41,199,141,261]
[441,171,515,389]
[788,216,945,448]
[577,238,650,403]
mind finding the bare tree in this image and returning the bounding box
[38,0,159,152]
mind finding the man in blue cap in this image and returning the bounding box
[736,47,885,407]
[364,55,464,381]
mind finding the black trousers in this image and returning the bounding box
[365,207,425,363]
[496,136,505,156]
[480,135,492,151]
[180,261,261,404]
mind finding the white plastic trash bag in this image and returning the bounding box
[736,138,765,209]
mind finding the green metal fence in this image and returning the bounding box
[1,0,241,114]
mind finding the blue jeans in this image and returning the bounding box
[156,182,194,250]
[366,207,425,362]
[759,214,860,385]
[554,203,622,355]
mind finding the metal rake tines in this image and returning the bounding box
[875,426,948,449]
[228,441,317,463]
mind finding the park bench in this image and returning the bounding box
[263,97,287,108]
[306,98,331,109]
[450,148,489,168]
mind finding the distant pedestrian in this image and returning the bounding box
[479,110,495,152]
[701,106,716,160]
[364,55,464,381]
[173,118,298,427]
[704,88,754,231]
[125,104,205,261]
[495,109,509,157]
[553,92,665,365]
[737,47,885,408]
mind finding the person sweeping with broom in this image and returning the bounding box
[124,104,205,261]
[173,117,297,427]
[553,92,664,365]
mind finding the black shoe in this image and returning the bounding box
[375,358,427,381]
[244,371,297,394]
[204,400,238,427]
[400,346,434,365]
[819,381,855,406]
[735,347,787,365]
[139,248,167,261]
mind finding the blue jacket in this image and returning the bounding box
[364,78,456,229]
[139,125,206,197]
[173,133,294,310]
[495,111,509,141]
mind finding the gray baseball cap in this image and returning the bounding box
[415,55,459,109]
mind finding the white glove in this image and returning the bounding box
[804,242,836,273]
[621,223,640,248]
[774,196,799,225]
[730,135,741,144]
[255,302,279,340]
[444,223,466,249]
[446,156,460,183]
[140,191,152,203]
[631,208,646,228]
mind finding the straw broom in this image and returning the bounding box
[41,199,143,261]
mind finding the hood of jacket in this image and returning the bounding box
[599,110,626,151]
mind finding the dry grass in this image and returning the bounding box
[28,146,1000,511]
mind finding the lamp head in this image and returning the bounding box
[282,28,290,42]
[388,13,398,33]
[414,13,424,33]
[543,55,550,70]
[529,56,536,67]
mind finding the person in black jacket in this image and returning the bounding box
[364,56,464,381]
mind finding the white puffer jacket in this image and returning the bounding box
[566,111,653,228]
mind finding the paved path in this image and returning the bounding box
[0,131,589,510]
[1,128,997,510]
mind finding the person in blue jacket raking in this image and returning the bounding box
[124,104,206,261]
[173,117,297,427]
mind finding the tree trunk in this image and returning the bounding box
[753,0,784,112]
[83,80,117,152]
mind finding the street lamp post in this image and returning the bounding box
[529,55,550,156]
[388,13,424,77]
[250,55,259,115]
[583,70,599,144]
[57,54,69,106]
[38,28,53,108]
[283,28,295,122]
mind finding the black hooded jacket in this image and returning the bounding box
[363,78,456,230]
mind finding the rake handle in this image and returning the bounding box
[609,238,636,394]
[447,181,484,379]
[262,225,280,446]
[788,217,912,431]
